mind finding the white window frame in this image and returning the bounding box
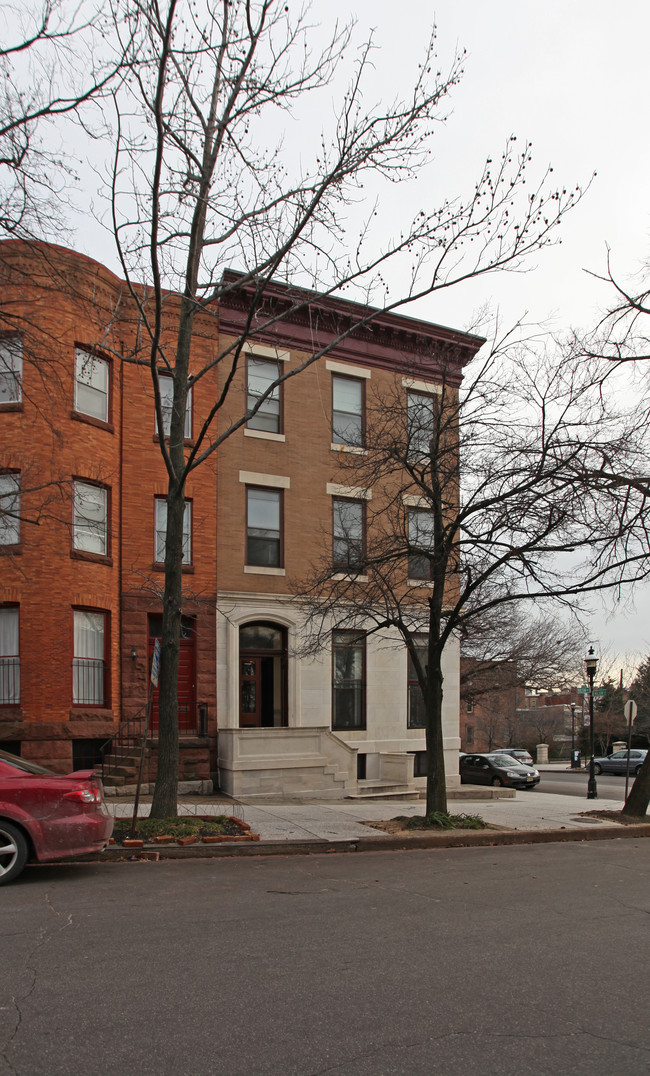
[72,609,106,706]
[0,472,20,546]
[246,356,281,434]
[154,498,192,564]
[74,348,109,423]
[0,336,22,405]
[73,480,108,556]
[157,375,192,440]
[0,606,20,705]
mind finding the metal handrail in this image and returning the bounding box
[99,704,149,782]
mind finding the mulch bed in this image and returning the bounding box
[580,809,650,826]
[365,817,503,835]
[111,814,259,846]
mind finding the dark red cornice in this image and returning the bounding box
[217,270,485,384]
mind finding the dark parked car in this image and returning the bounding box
[592,749,647,776]
[490,747,534,767]
[0,750,113,885]
[460,752,540,789]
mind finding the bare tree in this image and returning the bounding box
[460,607,585,754]
[622,654,650,819]
[295,342,650,815]
[60,0,592,816]
[1,0,124,241]
[461,606,585,692]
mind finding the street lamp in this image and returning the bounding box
[585,644,599,799]
[570,702,577,767]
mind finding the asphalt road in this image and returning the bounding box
[2,841,650,1076]
[536,771,631,800]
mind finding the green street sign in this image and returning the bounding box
[577,686,589,695]
[593,688,607,698]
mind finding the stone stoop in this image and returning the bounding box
[345,779,421,801]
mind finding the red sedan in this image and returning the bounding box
[0,749,113,884]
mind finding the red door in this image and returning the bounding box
[148,617,196,732]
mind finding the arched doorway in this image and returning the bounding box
[239,621,287,728]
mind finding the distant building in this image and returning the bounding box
[460,655,584,756]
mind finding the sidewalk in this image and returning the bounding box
[106,788,640,845]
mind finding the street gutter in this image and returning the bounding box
[56,821,650,865]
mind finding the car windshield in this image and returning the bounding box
[490,755,521,769]
[0,750,54,776]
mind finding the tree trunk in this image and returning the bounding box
[149,485,184,818]
[621,752,650,819]
[425,648,448,815]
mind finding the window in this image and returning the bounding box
[332,631,365,729]
[73,480,108,556]
[154,498,192,565]
[157,375,192,440]
[0,336,22,404]
[72,609,107,706]
[412,750,427,778]
[466,725,474,745]
[332,375,363,447]
[333,498,364,570]
[74,348,109,422]
[0,606,19,704]
[466,697,474,713]
[407,637,428,729]
[247,358,281,433]
[407,391,437,457]
[0,473,20,546]
[408,508,435,580]
[72,738,105,770]
[246,487,282,567]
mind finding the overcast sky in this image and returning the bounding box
[318,1,650,672]
[71,1,650,672]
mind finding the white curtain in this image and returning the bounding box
[0,607,18,655]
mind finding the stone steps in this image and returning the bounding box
[346,780,420,801]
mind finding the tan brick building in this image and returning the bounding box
[0,242,481,797]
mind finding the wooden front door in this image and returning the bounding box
[239,622,287,728]
[148,616,196,732]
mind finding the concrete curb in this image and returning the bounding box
[60,821,650,864]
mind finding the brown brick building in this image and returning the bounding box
[0,241,482,797]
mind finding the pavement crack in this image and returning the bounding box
[1,889,73,1074]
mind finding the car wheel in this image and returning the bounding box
[491,776,503,787]
[593,764,602,775]
[0,821,29,886]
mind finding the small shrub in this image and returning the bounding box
[112,815,230,843]
[405,811,487,831]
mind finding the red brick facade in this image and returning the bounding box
[0,242,217,774]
